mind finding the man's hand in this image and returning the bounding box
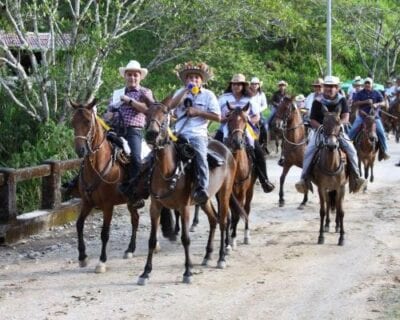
[120,95,133,104]
[186,107,201,117]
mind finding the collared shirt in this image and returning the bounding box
[271,90,286,107]
[310,94,349,125]
[108,86,154,128]
[173,87,220,138]
[353,88,383,115]
[251,91,268,112]
[218,92,259,118]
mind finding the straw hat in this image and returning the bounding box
[175,61,213,82]
[312,78,324,86]
[118,60,148,79]
[278,80,288,86]
[295,94,305,102]
[323,75,340,85]
[250,77,263,87]
[230,73,248,85]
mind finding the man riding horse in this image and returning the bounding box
[295,75,366,194]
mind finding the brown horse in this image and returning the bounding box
[354,111,378,184]
[70,100,145,273]
[225,102,257,247]
[274,96,308,209]
[137,98,246,285]
[388,99,400,142]
[311,108,348,246]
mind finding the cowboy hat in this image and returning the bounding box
[175,61,213,82]
[323,75,340,85]
[250,77,263,86]
[364,77,373,84]
[312,78,324,86]
[230,73,248,85]
[295,94,305,102]
[278,80,288,86]
[119,60,148,79]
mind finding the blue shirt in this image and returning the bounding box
[353,89,383,115]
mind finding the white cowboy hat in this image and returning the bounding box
[278,80,288,86]
[364,77,373,84]
[312,78,324,86]
[295,94,305,102]
[230,73,248,85]
[119,60,148,79]
[250,77,263,86]
[323,75,340,85]
[176,62,213,82]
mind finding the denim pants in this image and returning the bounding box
[349,115,388,151]
[124,127,142,182]
[264,107,277,131]
[186,135,209,191]
[300,130,360,179]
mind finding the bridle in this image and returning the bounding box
[145,104,171,150]
[226,110,247,151]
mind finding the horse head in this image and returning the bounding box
[70,99,98,157]
[275,96,296,130]
[360,110,378,143]
[145,96,171,147]
[226,102,249,151]
[322,105,342,151]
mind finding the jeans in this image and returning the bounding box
[348,115,388,151]
[264,107,277,131]
[124,127,143,182]
[186,135,209,191]
[300,130,360,179]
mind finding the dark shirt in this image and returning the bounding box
[310,95,349,125]
[353,89,383,115]
[271,90,286,107]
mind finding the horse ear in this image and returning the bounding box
[69,99,80,109]
[335,105,342,115]
[360,110,368,117]
[161,95,174,110]
[243,102,250,113]
[87,98,97,110]
[322,105,329,114]
[226,101,234,111]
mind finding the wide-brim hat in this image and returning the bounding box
[323,75,340,86]
[119,60,148,79]
[250,77,263,86]
[312,78,324,86]
[295,94,306,102]
[175,62,213,82]
[364,77,373,84]
[278,80,288,86]
[230,73,248,85]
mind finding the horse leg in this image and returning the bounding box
[180,206,193,283]
[76,202,93,267]
[318,189,326,244]
[230,192,242,250]
[124,204,139,259]
[217,192,230,269]
[201,201,218,266]
[370,163,374,183]
[138,203,161,286]
[337,187,346,246]
[243,185,254,245]
[279,166,290,207]
[174,209,180,235]
[96,206,113,273]
[364,164,369,180]
[190,205,200,232]
[299,191,308,210]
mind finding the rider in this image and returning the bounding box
[265,80,289,131]
[295,75,366,194]
[348,77,390,161]
[304,78,324,113]
[104,60,154,205]
[217,74,275,193]
[170,62,220,205]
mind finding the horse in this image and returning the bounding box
[310,107,348,246]
[388,99,400,142]
[137,98,246,285]
[225,102,257,247]
[274,96,308,209]
[69,99,151,273]
[354,110,378,184]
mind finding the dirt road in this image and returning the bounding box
[1,139,399,320]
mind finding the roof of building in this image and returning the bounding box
[0,31,71,50]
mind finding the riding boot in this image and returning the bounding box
[348,165,367,193]
[253,143,275,193]
[378,143,390,161]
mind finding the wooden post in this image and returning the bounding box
[0,168,17,224]
[41,160,62,209]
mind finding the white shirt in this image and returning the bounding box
[251,91,268,112]
[173,87,220,138]
[218,92,259,118]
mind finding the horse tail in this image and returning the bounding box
[229,194,248,222]
[160,207,175,240]
[328,190,336,211]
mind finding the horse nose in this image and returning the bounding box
[145,130,158,143]
[76,146,86,158]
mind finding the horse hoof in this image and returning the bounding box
[338,238,345,246]
[137,277,148,286]
[190,226,196,232]
[324,226,329,233]
[95,262,106,273]
[79,258,89,268]
[279,201,285,207]
[230,238,237,250]
[217,261,226,269]
[124,252,134,259]
[318,237,324,245]
[297,204,305,210]
[154,241,161,253]
[182,275,192,284]
[201,258,210,266]
[335,227,339,233]
[244,237,251,245]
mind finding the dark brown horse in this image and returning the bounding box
[70,100,146,273]
[225,102,257,247]
[274,96,308,209]
[137,98,246,285]
[388,99,400,142]
[311,108,348,246]
[354,111,378,184]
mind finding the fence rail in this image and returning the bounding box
[0,159,82,243]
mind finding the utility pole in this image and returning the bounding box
[327,0,332,76]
